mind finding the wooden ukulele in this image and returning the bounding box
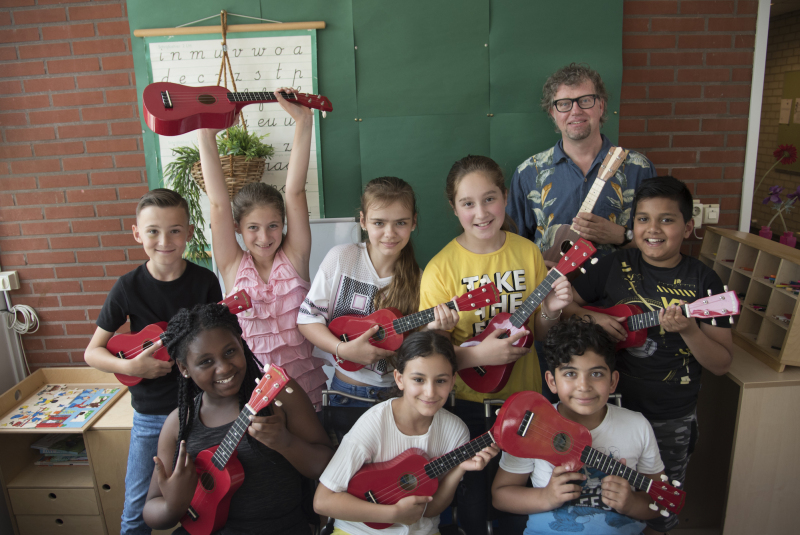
[458,239,597,393]
[541,146,629,264]
[142,82,333,136]
[584,289,740,350]
[109,290,252,386]
[346,390,684,529]
[181,364,291,535]
[329,283,501,373]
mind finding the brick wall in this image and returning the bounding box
[621,0,758,256]
[0,0,758,369]
[749,9,800,233]
[0,0,144,370]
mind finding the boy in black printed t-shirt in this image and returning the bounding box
[562,176,733,534]
[85,189,222,534]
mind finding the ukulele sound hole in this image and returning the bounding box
[200,472,215,491]
[197,94,216,105]
[371,326,386,342]
[559,240,573,254]
[552,432,571,453]
[142,340,153,351]
[398,473,418,491]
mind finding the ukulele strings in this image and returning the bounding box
[334,295,476,343]
[153,91,303,102]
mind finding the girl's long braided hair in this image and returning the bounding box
[164,303,266,468]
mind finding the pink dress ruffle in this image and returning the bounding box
[230,249,327,409]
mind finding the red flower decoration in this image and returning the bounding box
[774,144,798,165]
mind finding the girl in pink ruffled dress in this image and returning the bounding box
[198,87,327,410]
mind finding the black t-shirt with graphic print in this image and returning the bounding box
[573,249,730,420]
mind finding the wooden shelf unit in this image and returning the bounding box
[699,227,800,372]
[0,368,127,535]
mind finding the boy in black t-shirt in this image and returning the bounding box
[562,176,733,534]
[85,189,222,535]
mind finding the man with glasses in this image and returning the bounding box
[507,63,656,264]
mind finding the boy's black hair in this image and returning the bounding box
[631,175,693,224]
[543,315,617,372]
[164,303,265,468]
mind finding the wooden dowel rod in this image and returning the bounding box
[133,21,325,38]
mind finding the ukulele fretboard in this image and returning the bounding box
[226,91,296,103]
[508,269,562,328]
[424,432,494,479]
[211,407,255,470]
[580,445,652,492]
[627,309,662,332]
[569,178,608,232]
[393,301,458,334]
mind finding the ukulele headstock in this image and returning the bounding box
[221,290,252,315]
[456,282,501,311]
[647,474,686,516]
[248,364,291,413]
[684,288,740,326]
[289,91,333,113]
[554,238,598,277]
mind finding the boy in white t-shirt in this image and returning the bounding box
[492,317,666,535]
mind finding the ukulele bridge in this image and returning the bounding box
[185,505,198,521]
[517,411,533,437]
[365,490,379,504]
[161,90,173,109]
[473,366,487,377]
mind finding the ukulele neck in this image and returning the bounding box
[508,269,563,328]
[580,445,652,492]
[392,301,458,334]
[227,91,296,104]
[424,432,495,479]
[627,305,688,332]
[569,177,608,232]
[210,406,256,470]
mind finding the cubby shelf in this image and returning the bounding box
[701,227,800,372]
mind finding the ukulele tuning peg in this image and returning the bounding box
[495,409,500,416]
[729,316,735,325]
[708,289,713,296]
[672,480,681,487]
[274,400,283,407]
[711,318,717,326]
[255,378,260,384]
[591,258,598,264]
[724,284,729,292]
[580,267,586,274]
[649,503,659,511]
[660,509,669,518]
[660,475,668,482]
[560,251,564,257]
[285,387,293,394]
[322,111,327,119]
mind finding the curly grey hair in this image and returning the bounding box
[541,63,609,129]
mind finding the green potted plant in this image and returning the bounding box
[163,125,274,260]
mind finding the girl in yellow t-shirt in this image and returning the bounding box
[419,155,573,535]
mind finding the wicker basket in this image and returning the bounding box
[191,155,267,197]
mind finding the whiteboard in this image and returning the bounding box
[143,30,325,247]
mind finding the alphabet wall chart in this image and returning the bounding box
[144,31,323,223]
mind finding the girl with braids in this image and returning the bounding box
[199,88,328,411]
[142,303,333,534]
[314,331,498,534]
[418,155,573,535]
[297,177,459,406]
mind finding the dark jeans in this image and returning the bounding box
[452,400,528,535]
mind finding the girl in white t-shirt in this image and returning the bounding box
[313,331,499,535]
[298,177,458,405]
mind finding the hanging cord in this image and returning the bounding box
[4,303,39,335]
[176,12,283,28]
[216,10,246,132]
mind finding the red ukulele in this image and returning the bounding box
[584,289,741,350]
[142,82,333,136]
[329,283,501,373]
[541,147,629,264]
[181,364,291,535]
[347,391,684,529]
[109,290,252,386]
[458,239,597,394]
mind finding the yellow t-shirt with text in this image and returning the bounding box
[420,232,546,403]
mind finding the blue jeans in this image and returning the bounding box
[328,375,390,407]
[121,411,168,535]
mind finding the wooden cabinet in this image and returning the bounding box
[0,368,126,535]
[699,227,800,372]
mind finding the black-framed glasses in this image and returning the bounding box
[552,94,598,113]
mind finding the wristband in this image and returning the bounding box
[541,307,562,322]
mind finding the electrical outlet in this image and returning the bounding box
[702,204,720,225]
[692,201,704,229]
[0,271,20,291]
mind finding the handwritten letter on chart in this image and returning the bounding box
[148,34,322,219]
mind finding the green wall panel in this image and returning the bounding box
[358,114,490,264]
